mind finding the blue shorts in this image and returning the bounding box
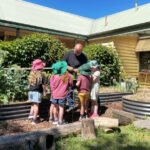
[51,99,66,107]
[28,91,42,104]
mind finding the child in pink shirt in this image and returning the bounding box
[49,61,73,125]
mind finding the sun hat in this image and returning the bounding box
[79,70,91,76]
[88,60,100,68]
[51,61,67,75]
[78,63,91,76]
[32,59,45,71]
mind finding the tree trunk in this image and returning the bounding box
[81,119,96,139]
[93,117,119,128]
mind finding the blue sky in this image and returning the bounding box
[25,0,150,19]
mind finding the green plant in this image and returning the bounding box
[0,33,66,67]
[0,65,28,104]
[84,44,121,86]
[125,77,139,93]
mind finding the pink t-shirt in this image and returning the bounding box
[50,73,73,99]
[77,75,91,93]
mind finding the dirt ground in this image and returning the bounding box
[0,102,122,136]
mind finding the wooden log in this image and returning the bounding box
[93,117,119,128]
[111,109,136,125]
[0,117,119,149]
[0,122,82,150]
[81,119,96,139]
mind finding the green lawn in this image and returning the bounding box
[56,124,150,150]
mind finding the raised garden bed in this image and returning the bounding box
[123,95,150,119]
[0,100,50,121]
[0,92,132,121]
[0,101,122,136]
[99,92,132,106]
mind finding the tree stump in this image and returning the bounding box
[81,119,96,139]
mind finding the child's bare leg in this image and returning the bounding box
[85,99,89,114]
[33,103,39,120]
[80,104,84,116]
[54,104,59,121]
[59,105,64,123]
[93,101,98,115]
[49,103,54,119]
[29,104,34,115]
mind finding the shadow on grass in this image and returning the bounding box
[82,133,150,150]
[56,129,150,150]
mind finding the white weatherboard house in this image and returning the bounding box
[0,0,150,86]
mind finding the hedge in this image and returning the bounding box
[84,44,121,86]
[0,33,66,67]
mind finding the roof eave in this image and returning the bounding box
[88,21,150,40]
[0,19,88,40]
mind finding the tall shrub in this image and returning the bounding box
[0,33,66,67]
[84,44,121,86]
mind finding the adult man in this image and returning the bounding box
[63,43,88,112]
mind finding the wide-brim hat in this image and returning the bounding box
[88,60,100,68]
[78,63,91,76]
[80,70,91,76]
[32,59,45,71]
[52,61,67,75]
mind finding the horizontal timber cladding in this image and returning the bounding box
[0,92,132,121]
[123,97,150,118]
[88,35,139,78]
[114,36,139,77]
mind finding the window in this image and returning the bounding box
[140,52,150,72]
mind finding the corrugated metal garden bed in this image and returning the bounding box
[123,95,150,119]
[0,92,132,121]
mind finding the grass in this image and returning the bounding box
[56,124,150,150]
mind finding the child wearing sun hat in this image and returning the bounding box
[50,61,73,125]
[89,60,100,118]
[76,63,92,121]
[76,60,100,120]
[28,59,47,125]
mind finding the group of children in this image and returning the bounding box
[28,59,100,125]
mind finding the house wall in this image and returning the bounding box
[89,35,139,78]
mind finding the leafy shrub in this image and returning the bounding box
[0,65,28,104]
[0,33,66,67]
[84,44,121,86]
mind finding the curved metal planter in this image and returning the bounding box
[98,92,132,106]
[123,96,150,119]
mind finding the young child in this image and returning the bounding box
[28,59,46,124]
[50,61,73,125]
[76,65,92,121]
[89,60,100,118]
